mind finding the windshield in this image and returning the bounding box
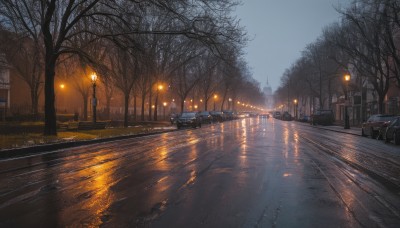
[181,112,196,118]
[377,116,395,121]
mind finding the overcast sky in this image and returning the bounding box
[235,0,350,91]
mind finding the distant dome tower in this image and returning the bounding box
[262,78,273,110]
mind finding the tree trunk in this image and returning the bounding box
[154,92,158,121]
[31,87,39,120]
[180,100,185,113]
[83,96,88,121]
[378,95,385,114]
[133,95,137,122]
[124,93,130,127]
[141,94,145,121]
[105,97,111,120]
[44,57,57,135]
[42,0,57,136]
[148,91,152,121]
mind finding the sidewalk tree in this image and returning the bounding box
[0,0,245,135]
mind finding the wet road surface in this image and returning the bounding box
[1,118,400,227]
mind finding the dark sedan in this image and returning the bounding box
[384,116,400,145]
[362,114,396,138]
[176,112,202,129]
[198,111,213,124]
[209,111,224,122]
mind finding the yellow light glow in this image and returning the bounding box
[158,85,164,90]
[200,99,203,102]
[344,74,351,81]
[91,73,97,82]
[294,99,298,104]
[60,84,65,89]
[163,102,167,106]
[214,94,218,99]
[194,105,198,109]
[152,105,155,109]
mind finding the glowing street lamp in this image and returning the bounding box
[163,102,167,120]
[91,73,98,123]
[213,94,218,111]
[293,99,298,120]
[154,84,164,121]
[344,74,351,129]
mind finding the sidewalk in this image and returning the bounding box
[313,124,361,136]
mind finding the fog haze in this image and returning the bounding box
[235,0,350,91]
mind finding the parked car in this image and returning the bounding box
[198,111,213,124]
[384,116,400,145]
[361,114,396,138]
[176,112,202,129]
[310,110,334,125]
[209,111,224,122]
[282,112,292,121]
[298,115,310,122]
[223,110,237,120]
[259,113,270,118]
[273,111,281,119]
[170,113,179,124]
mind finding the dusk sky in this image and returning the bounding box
[235,0,350,92]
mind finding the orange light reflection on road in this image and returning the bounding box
[77,152,119,227]
[283,125,289,158]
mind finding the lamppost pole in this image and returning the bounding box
[344,74,351,129]
[154,84,163,121]
[91,73,97,123]
[163,102,167,120]
[294,99,298,120]
[214,94,217,111]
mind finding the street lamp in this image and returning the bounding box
[91,73,97,123]
[163,102,167,120]
[344,74,351,129]
[154,84,164,121]
[293,99,298,120]
[58,83,65,112]
[213,94,218,111]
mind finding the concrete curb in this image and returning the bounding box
[0,129,177,160]
[296,121,361,136]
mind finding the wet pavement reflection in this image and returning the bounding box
[0,118,400,227]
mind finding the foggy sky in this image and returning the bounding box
[235,0,349,91]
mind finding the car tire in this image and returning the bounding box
[370,128,376,139]
[394,131,400,145]
[385,131,391,143]
[377,129,383,140]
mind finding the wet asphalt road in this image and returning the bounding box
[1,118,400,227]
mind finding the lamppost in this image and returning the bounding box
[91,73,97,123]
[213,94,218,111]
[163,102,167,120]
[293,99,298,120]
[59,83,65,113]
[154,84,163,121]
[344,73,351,129]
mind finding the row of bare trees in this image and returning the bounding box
[274,0,400,117]
[0,0,265,135]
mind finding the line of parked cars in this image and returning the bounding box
[272,111,293,121]
[361,114,400,145]
[171,110,240,129]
